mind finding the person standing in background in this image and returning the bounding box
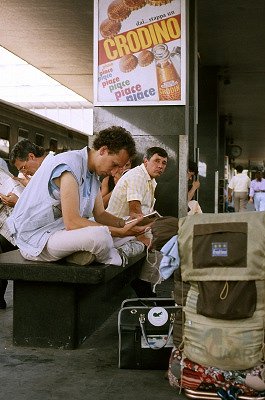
[187,160,200,202]
[228,165,250,212]
[249,171,265,211]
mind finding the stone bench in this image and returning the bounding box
[0,249,146,349]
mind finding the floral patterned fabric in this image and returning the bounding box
[168,348,265,397]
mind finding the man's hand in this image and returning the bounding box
[0,192,18,207]
[119,217,147,237]
[13,174,31,187]
[127,212,144,220]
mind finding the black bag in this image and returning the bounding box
[118,298,181,370]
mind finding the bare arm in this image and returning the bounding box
[101,176,113,208]
[188,180,200,202]
[128,200,144,219]
[93,193,147,237]
[228,187,233,202]
[57,172,146,237]
[93,192,124,227]
[59,172,100,230]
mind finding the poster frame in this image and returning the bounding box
[93,0,186,106]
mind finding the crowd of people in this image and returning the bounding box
[228,165,265,212]
[1,129,265,397]
[1,130,264,309]
[0,126,179,307]
[0,124,204,307]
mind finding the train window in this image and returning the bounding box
[50,138,58,153]
[0,123,10,140]
[0,123,10,159]
[18,128,29,140]
[35,133,44,147]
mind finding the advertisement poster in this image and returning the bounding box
[94,0,186,106]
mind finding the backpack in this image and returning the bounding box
[177,212,265,370]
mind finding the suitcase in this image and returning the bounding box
[118,298,181,370]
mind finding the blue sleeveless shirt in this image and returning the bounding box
[6,147,100,256]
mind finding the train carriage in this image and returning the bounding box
[0,99,89,173]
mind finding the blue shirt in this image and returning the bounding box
[7,147,100,257]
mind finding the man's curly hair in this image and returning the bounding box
[93,126,136,159]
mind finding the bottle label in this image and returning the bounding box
[159,81,181,100]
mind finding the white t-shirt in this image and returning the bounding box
[228,173,250,192]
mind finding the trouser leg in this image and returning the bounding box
[259,194,265,211]
[233,193,240,212]
[238,192,248,212]
[254,194,260,211]
[21,226,122,266]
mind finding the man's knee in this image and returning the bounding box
[91,227,113,253]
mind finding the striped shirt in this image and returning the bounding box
[106,163,157,218]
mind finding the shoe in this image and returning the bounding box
[117,240,145,267]
[131,278,157,298]
[0,279,8,309]
[65,251,95,266]
[227,386,243,400]
[216,388,229,400]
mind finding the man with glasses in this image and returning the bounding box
[7,127,146,269]
[9,139,47,187]
[0,155,25,309]
[1,141,57,307]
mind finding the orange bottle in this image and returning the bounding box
[153,44,181,101]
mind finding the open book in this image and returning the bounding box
[125,211,162,226]
[0,168,24,197]
[0,168,24,244]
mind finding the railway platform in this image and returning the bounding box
[0,278,186,400]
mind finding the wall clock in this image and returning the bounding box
[228,145,242,158]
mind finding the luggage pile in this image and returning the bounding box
[169,212,265,399]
